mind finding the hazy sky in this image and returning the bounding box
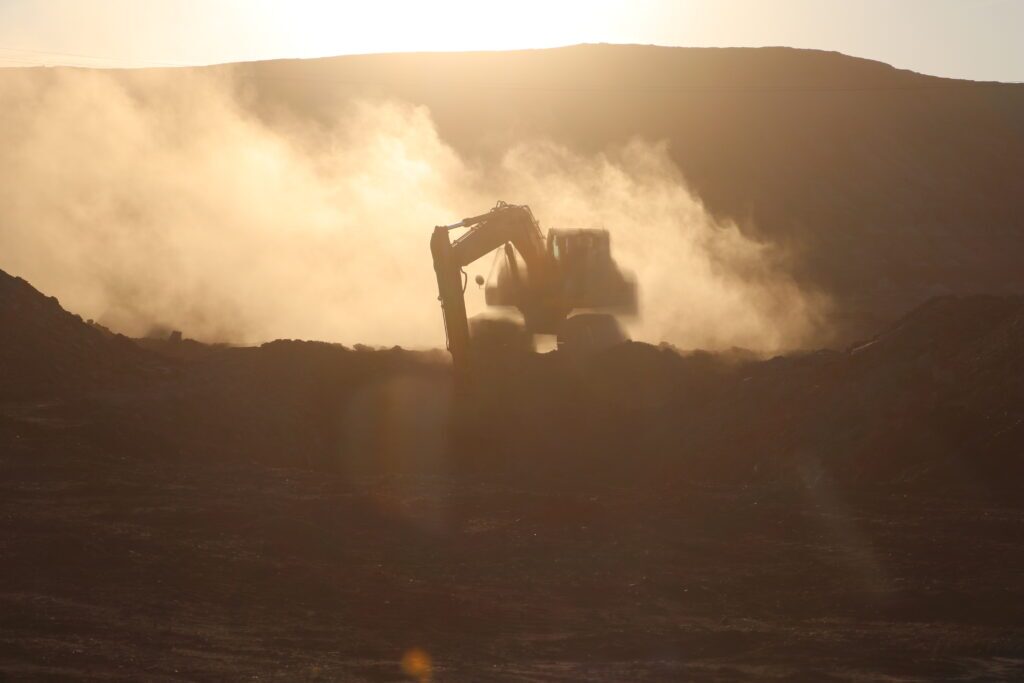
[0,0,1021,81]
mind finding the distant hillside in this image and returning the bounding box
[6,45,1024,343]
[239,45,1024,341]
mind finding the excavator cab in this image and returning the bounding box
[484,228,636,313]
[547,229,637,313]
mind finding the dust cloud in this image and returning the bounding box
[0,67,825,351]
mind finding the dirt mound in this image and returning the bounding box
[1,264,1022,496]
[2,266,1020,492]
[715,296,1024,490]
[452,295,1024,493]
[0,269,161,399]
[850,295,1024,362]
[159,339,451,469]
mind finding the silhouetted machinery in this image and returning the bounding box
[431,201,637,376]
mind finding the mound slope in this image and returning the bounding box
[2,267,1021,492]
[0,269,160,399]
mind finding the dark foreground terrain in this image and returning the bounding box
[1,268,1022,680]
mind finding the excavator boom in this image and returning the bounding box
[430,223,472,376]
[432,202,550,377]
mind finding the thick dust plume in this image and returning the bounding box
[0,67,826,351]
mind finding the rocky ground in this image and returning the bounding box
[1,268,1022,680]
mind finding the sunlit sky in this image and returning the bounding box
[0,0,1021,81]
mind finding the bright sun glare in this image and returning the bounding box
[250,0,651,59]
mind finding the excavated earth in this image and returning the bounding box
[1,268,1022,681]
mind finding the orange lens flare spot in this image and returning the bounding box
[401,647,433,681]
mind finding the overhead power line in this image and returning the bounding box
[0,46,202,68]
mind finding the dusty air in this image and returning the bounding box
[1,2,1022,680]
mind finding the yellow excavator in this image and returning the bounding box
[431,201,637,377]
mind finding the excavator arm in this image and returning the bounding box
[431,202,551,377]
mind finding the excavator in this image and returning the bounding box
[431,201,637,377]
